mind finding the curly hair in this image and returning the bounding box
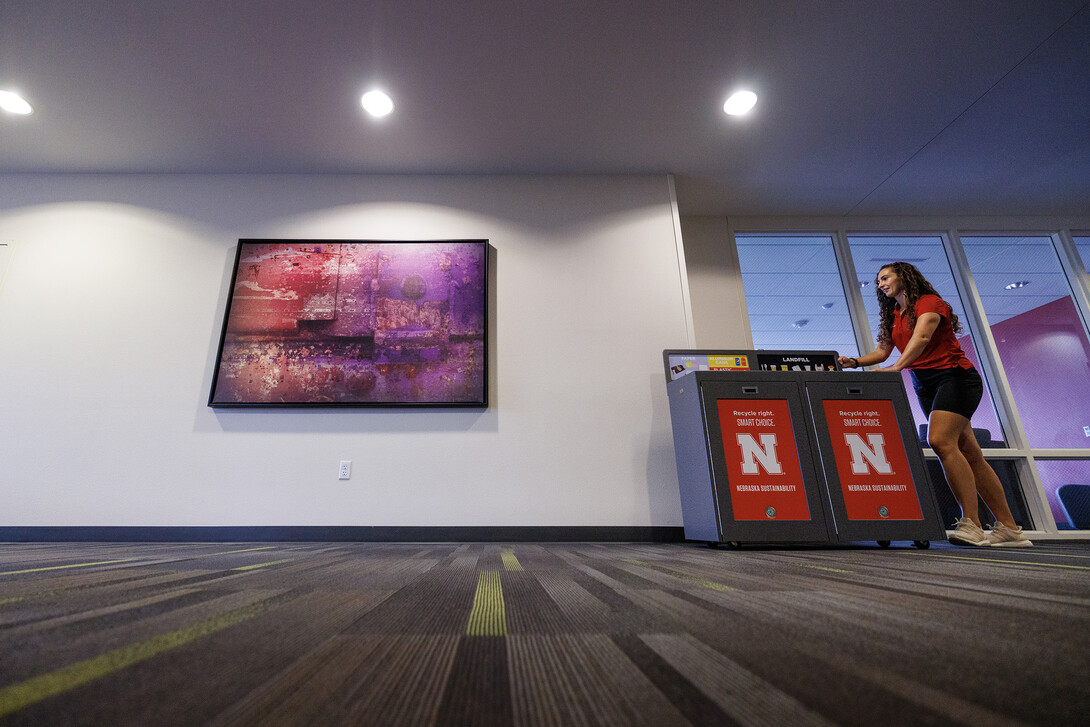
[875,261,961,346]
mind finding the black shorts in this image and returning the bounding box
[909,366,983,419]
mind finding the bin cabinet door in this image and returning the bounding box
[803,375,946,543]
[698,374,834,544]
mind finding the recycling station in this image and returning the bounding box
[664,349,946,548]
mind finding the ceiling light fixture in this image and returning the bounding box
[723,90,757,116]
[821,302,835,309]
[791,319,809,329]
[1004,280,1030,290]
[360,89,394,118]
[0,90,33,115]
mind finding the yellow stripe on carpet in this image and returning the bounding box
[232,559,294,572]
[466,571,506,636]
[0,597,280,718]
[909,552,1090,570]
[0,559,136,576]
[209,546,277,556]
[622,558,735,591]
[501,549,523,572]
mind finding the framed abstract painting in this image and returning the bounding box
[209,239,488,408]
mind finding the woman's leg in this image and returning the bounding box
[927,409,981,526]
[956,426,1018,529]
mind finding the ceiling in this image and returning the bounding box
[1,0,1087,217]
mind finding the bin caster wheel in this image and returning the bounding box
[706,541,720,549]
[877,540,891,548]
[913,540,930,549]
[727,541,741,550]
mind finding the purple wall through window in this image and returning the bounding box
[991,296,1090,448]
[900,296,1090,528]
[992,296,1090,527]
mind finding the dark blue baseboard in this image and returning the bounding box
[0,526,686,543]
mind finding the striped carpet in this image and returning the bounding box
[1,541,1087,726]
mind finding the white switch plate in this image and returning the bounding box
[338,460,352,480]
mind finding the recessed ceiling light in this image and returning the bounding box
[791,319,809,329]
[1004,280,1030,290]
[723,90,757,116]
[0,90,33,115]
[821,302,835,310]
[360,89,394,118]
[859,280,869,288]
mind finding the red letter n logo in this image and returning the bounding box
[844,434,892,474]
[736,433,783,475]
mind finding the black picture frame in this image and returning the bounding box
[208,239,489,408]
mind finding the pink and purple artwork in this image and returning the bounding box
[209,240,488,407]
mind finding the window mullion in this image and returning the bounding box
[945,230,1056,532]
[725,221,754,349]
[833,229,874,358]
[1053,230,1090,340]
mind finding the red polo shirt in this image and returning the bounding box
[891,294,973,370]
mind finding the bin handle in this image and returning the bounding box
[847,386,863,394]
[742,386,759,394]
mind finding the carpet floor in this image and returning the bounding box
[1,541,1087,726]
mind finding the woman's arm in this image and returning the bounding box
[838,343,894,369]
[874,312,941,372]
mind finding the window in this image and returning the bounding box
[722,226,1090,534]
[960,236,1090,449]
[735,234,856,354]
[923,457,1028,529]
[1035,460,1090,530]
[846,236,1005,445]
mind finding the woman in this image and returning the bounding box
[838,262,1031,547]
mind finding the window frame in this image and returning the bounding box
[723,219,1090,535]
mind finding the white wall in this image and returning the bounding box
[678,216,750,348]
[0,174,690,528]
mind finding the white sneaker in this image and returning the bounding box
[986,522,1033,548]
[948,517,989,547]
